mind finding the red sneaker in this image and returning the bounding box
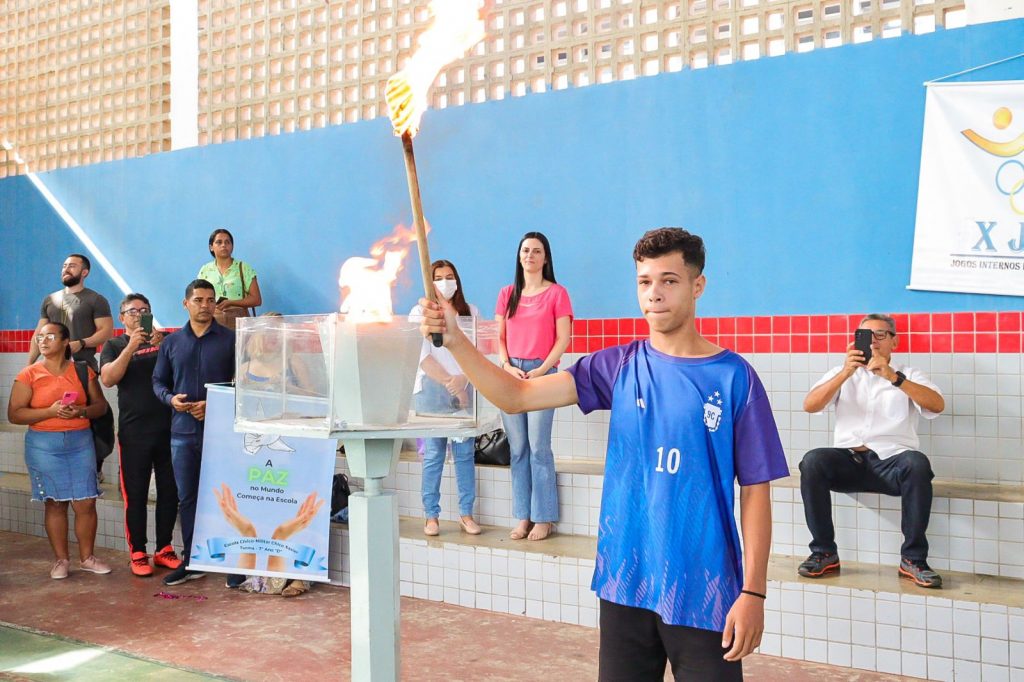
[153,546,183,570]
[130,552,153,577]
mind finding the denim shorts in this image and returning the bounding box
[24,428,99,502]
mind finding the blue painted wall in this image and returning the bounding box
[2,19,1023,329]
[0,175,119,330]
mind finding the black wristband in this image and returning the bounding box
[741,589,767,600]
[891,370,906,387]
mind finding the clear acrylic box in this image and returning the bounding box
[233,314,499,438]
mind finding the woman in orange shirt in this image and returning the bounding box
[8,322,112,579]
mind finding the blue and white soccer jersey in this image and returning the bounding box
[567,341,789,632]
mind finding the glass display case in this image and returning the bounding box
[233,313,499,438]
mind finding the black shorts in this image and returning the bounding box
[598,599,742,682]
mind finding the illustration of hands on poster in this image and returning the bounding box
[191,386,336,582]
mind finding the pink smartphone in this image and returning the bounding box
[60,391,78,406]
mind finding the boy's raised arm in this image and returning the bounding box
[417,297,578,414]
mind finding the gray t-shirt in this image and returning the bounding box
[40,287,112,367]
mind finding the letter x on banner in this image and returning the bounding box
[910,80,1024,296]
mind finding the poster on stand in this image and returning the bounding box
[909,81,1024,296]
[190,385,336,582]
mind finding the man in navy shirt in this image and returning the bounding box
[153,279,235,586]
[419,228,788,680]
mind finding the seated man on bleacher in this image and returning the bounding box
[798,314,945,588]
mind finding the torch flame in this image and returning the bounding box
[338,223,428,323]
[385,0,486,137]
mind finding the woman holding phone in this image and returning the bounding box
[197,228,263,329]
[410,260,482,536]
[8,322,111,578]
[496,232,573,541]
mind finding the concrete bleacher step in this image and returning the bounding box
[348,452,1024,580]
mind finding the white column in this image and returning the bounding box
[170,0,199,150]
[343,438,402,682]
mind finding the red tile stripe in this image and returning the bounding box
[1,314,1021,354]
[0,327,174,354]
[564,311,1023,354]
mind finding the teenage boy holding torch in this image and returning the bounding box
[417,228,788,680]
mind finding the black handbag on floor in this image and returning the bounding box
[474,429,510,466]
[330,473,351,515]
[73,361,115,463]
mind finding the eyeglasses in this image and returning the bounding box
[862,329,895,340]
[121,308,151,317]
[35,333,58,342]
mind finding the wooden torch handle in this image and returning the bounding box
[400,131,443,347]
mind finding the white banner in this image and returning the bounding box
[910,81,1024,296]
[190,385,336,582]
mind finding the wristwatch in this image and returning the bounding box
[891,371,906,388]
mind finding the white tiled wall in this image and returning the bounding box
[325,523,601,625]
[0,485,182,555]
[549,351,1024,485]
[3,350,1024,485]
[770,487,1024,579]
[338,457,604,537]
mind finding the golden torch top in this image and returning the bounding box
[385,0,485,138]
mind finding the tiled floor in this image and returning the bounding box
[0,531,925,681]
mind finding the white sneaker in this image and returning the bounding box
[80,555,112,574]
[50,559,70,579]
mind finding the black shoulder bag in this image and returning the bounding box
[73,361,116,464]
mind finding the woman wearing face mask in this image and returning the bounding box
[409,260,482,537]
[496,232,572,541]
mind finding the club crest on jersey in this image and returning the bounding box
[703,391,723,432]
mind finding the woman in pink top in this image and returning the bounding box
[496,232,573,541]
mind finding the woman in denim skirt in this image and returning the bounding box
[8,322,112,579]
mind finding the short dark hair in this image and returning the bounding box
[185,279,216,299]
[208,228,234,257]
[68,253,91,271]
[632,227,705,274]
[120,292,151,311]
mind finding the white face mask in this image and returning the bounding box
[434,278,458,300]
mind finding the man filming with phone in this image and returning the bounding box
[797,314,946,588]
[100,293,182,578]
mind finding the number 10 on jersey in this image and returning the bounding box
[655,446,681,474]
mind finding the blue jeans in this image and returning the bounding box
[416,378,476,518]
[170,435,203,563]
[501,358,558,523]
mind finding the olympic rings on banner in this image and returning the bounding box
[996,160,1024,216]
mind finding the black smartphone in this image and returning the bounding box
[140,312,153,335]
[854,329,873,364]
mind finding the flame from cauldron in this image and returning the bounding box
[338,223,427,323]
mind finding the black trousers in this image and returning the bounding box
[118,431,178,555]
[598,600,742,682]
[799,448,934,561]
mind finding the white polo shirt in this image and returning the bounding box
[809,363,942,459]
